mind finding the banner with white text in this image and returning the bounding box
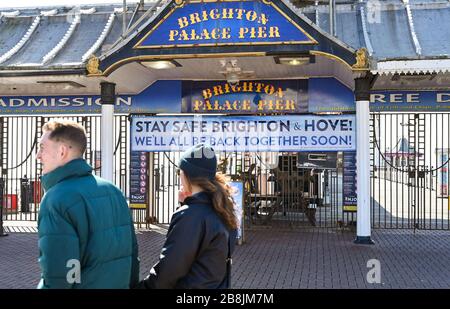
[131,115,356,152]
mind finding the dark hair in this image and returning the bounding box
[42,120,87,155]
[185,172,238,230]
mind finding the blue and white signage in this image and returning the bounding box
[129,151,148,209]
[370,91,450,112]
[0,80,181,115]
[230,181,244,243]
[135,0,316,48]
[342,151,357,212]
[131,115,356,152]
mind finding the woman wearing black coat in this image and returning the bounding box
[140,144,238,289]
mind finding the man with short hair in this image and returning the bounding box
[36,120,139,288]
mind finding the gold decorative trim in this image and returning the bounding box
[137,40,316,49]
[174,0,185,7]
[352,48,369,71]
[86,55,102,75]
[310,51,353,70]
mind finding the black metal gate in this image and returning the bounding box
[371,113,450,230]
[0,115,134,223]
[149,151,347,229]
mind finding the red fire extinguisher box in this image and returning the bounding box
[2,194,18,213]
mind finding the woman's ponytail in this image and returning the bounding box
[189,172,238,230]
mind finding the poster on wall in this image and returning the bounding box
[130,151,148,209]
[343,151,357,212]
[131,115,356,152]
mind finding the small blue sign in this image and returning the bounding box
[130,151,148,208]
[342,151,357,212]
[136,0,316,48]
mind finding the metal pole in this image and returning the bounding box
[333,0,337,36]
[329,0,336,36]
[355,77,374,244]
[100,82,116,183]
[122,0,127,37]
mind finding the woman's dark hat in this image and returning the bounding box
[178,144,217,180]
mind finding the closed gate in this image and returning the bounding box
[149,151,347,229]
[0,115,136,222]
[371,113,450,230]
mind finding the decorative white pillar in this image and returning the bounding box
[100,82,115,182]
[354,77,374,244]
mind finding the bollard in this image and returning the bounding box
[0,177,8,237]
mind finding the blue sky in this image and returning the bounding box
[0,0,141,9]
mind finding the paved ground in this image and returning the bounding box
[1,224,450,289]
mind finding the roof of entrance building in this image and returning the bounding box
[0,0,449,73]
[297,0,450,60]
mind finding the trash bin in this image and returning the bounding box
[20,177,30,212]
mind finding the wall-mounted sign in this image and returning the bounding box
[130,151,148,209]
[5,78,450,115]
[343,151,357,212]
[135,0,317,48]
[308,78,355,112]
[182,79,308,114]
[230,181,244,244]
[0,81,181,115]
[131,114,356,152]
[297,152,337,169]
[436,149,449,197]
[370,91,450,112]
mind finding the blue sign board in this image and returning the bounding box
[0,80,181,115]
[182,79,308,114]
[343,151,357,212]
[370,91,450,111]
[129,151,149,209]
[136,0,316,48]
[3,78,450,115]
[308,78,355,112]
[131,114,356,152]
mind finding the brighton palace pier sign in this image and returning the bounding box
[134,0,317,48]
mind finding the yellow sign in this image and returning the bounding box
[130,203,147,209]
[343,205,357,212]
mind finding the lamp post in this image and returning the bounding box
[100,82,116,182]
[354,76,375,244]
